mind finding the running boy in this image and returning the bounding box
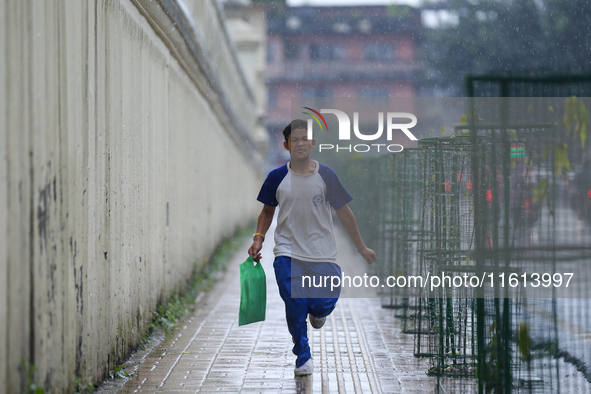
[248,119,377,376]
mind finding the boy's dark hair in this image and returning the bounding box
[282,119,308,143]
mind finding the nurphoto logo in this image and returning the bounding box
[302,107,418,153]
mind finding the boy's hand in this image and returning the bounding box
[248,240,263,263]
[359,247,377,265]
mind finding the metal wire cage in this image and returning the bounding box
[410,122,589,393]
[466,118,590,394]
[414,137,483,377]
[463,78,591,393]
[376,149,423,314]
[358,92,591,394]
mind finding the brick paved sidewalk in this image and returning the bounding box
[102,225,436,393]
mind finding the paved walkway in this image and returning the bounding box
[101,225,436,393]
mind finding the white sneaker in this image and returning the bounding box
[309,314,326,329]
[294,358,314,376]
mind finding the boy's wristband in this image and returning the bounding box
[253,232,265,241]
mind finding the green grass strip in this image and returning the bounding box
[149,223,253,334]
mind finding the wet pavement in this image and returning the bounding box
[98,223,436,393]
[93,212,591,394]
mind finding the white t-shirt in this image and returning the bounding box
[257,161,353,263]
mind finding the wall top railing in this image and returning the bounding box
[176,0,254,101]
[132,0,262,165]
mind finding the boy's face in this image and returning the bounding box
[284,128,316,161]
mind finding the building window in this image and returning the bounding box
[333,44,347,60]
[309,43,347,61]
[268,86,278,109]
[284,38,299,60]
[309,44,321,61]
[267,42,275,63]
[358,87,389,107]
[364,43,394,62]
[301,86,333,97]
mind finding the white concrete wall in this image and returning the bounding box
[0,0,263,392]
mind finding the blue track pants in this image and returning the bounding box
[273,256,341,368]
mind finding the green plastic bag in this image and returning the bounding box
[239,255,266,326]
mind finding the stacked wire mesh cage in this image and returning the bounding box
[377,149,424,329]
[410,126,567,393]
[462,120,564,394]
[375,95,591,394]
[464,96,591,393]
[376,152,401,305]
[431,99,589,393]
[397,148,426,333]
[416,137,480,384]
[464,82,591,394]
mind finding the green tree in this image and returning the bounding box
[540,0,591,72]
[422,0,591,94]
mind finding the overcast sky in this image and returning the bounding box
[287,0,423,6]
